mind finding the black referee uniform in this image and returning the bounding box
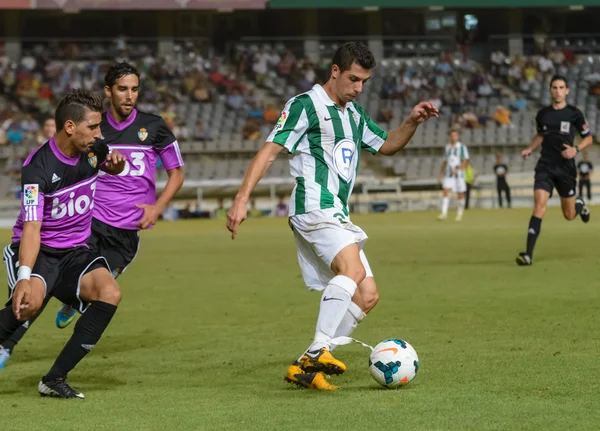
[533,105,590,197]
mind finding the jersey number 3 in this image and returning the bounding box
[119,152,146,177]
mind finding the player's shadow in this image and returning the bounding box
[343,384,418,392]
[0,372,126,396]
[11,333,168,365]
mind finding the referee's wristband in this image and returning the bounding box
[17,266,31,282]
[576,146,581,154]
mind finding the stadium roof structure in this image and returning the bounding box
[0,0,267,9]
[269,0,598,7]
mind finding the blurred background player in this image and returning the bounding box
[577,150,593,201]
[0,90,126,398]
[517,75,592,266]
[37,118,56,147]
[0,62,184,368]
[464,160,475,210]
[226,42,438,390]
[494,152,512,208]
[437,128,469,221]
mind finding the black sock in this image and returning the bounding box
[43,301,117,382]
[2,323,29,352]
[0,307,22,347]
[2,299,48,352]
[575,197,583,215]
[526,216,542,258]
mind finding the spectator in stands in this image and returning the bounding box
[430,91,443,110]
[252,51,269,87]
[277,48,296,77]
[6,121,24,145]
[20,113,39,136]
[227,87,245,111]
[508,57,523,88]
[477,80,494,97]
[378,103,394,124]
[242,118,261,142]
[476,107,492,127]
[509,94,527,112]
[37,117,56,146]
[276,195,288,217]
[195,120,211,141]
[248,101,264,122]
[263,105,279,125]
[5,148,23,199]
[493,105,512,128]
[490,51,506,75]
[215,198,227,220]
[249,199,263,218]
[173,122,190,142]
[0,125,6,146]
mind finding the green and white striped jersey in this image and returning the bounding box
[267,84,387,217]
[443,142,469,179]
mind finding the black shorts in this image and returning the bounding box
[534,161,577,198]
[88,218,139,279]
[3,243,108,312]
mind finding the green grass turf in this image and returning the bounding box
[1,207,600,430]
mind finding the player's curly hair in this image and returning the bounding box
[104,61,140,88]
[331,42,376,73]
[55,89,103,132]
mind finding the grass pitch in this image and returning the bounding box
[1,207,600,430]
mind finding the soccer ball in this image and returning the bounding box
[369,339,419,388]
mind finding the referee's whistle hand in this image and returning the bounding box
[561,144,577,159]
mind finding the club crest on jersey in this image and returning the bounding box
[333,138,357,183]
[87,152,98,168]
[138,128,148,141]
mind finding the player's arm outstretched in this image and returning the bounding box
[227,142,285,239]
[379,102,439,156]
[228,98,307,239]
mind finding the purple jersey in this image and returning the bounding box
[93,109,184,231]
[12,137,109,249]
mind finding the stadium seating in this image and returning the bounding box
[1,38,599,199]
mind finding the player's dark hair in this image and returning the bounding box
[550,74,568,88]
[104,61,140,88]
[331,42,376,73]
[54,89,103,132]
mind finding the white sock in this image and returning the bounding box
[330,301,366,351]
[457,198,465,217]
[309,275,357,352]
[441,197,449,215]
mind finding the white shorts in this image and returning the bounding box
[289,208,374,291]
[443,177,467,193]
